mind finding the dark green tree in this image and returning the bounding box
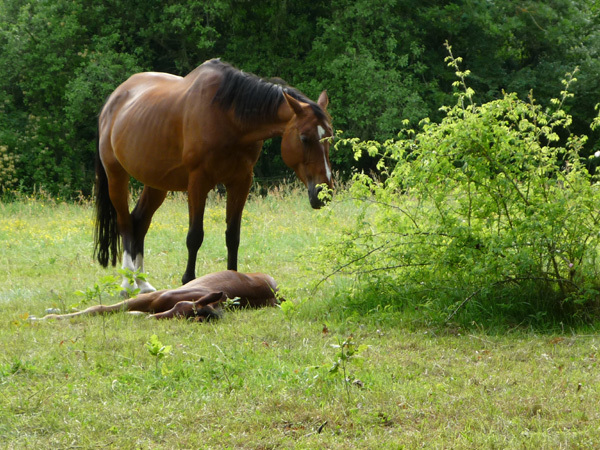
[1,0,599,195]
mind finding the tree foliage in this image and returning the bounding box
[0,0,599,196]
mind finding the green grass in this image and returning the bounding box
[1,189,600,448]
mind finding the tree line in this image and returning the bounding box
[1,0,599,197]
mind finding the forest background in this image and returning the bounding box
[1,0,599,197]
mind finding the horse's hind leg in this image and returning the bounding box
[101,159,138,294]
[127,186,167,293]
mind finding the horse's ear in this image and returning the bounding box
[283,91,305,117]
[317,90,329,109]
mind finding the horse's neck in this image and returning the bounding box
[238,102,292,145]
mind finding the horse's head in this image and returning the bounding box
[281,90,333,209]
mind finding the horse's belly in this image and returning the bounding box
[125,159,189,191]
[111,123,189,191]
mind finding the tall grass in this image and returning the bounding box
[1,187,600,448]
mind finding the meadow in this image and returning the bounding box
[1,187,599,448]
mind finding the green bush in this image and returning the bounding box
[323,51,600,327]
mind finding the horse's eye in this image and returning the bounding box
[300,135,309,145]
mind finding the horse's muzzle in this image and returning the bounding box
[308,183,332,209]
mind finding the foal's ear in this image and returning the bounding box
[195,291,225,307]
[317,90,329,109]
[283,91,305,117]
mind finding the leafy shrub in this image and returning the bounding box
[323,50,600,327]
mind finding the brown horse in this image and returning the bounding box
[39,271,280,321]
[95,59,333,292]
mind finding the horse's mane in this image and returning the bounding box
[208,59,328,123]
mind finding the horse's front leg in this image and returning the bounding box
[225,175,253,271]
[182,174,212,284]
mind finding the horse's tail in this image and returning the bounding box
[93,137,120,267]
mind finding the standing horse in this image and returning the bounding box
[95,59,333,292]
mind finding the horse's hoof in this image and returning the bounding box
[137,281,157,294]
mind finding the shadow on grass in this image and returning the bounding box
[307,275,600,335]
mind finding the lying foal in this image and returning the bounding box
[40,271,279,321]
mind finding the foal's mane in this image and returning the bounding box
[208,59,328,124]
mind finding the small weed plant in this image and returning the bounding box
[74,274,122,339]
[145,334,172,376]
[74,275,121,308]
[117,268,145,298]
[279,295,300,349]
[329,335,368,403]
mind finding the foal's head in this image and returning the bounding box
[281,91,333,209]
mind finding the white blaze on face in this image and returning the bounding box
[317,125,332,183]
[323,152,332,184]
[317,125,326,139]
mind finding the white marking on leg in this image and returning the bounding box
[133,253,143,271]
[122,251,135,270]
[121,251,137,292]
[133,253,156,293]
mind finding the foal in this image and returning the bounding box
[39,271,279,321]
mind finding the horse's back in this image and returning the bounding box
[98,63,227,190]
[101,71,184,124]
[102,61,221,126]
[99,72,190,189]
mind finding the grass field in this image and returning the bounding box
[1,188,600,448]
